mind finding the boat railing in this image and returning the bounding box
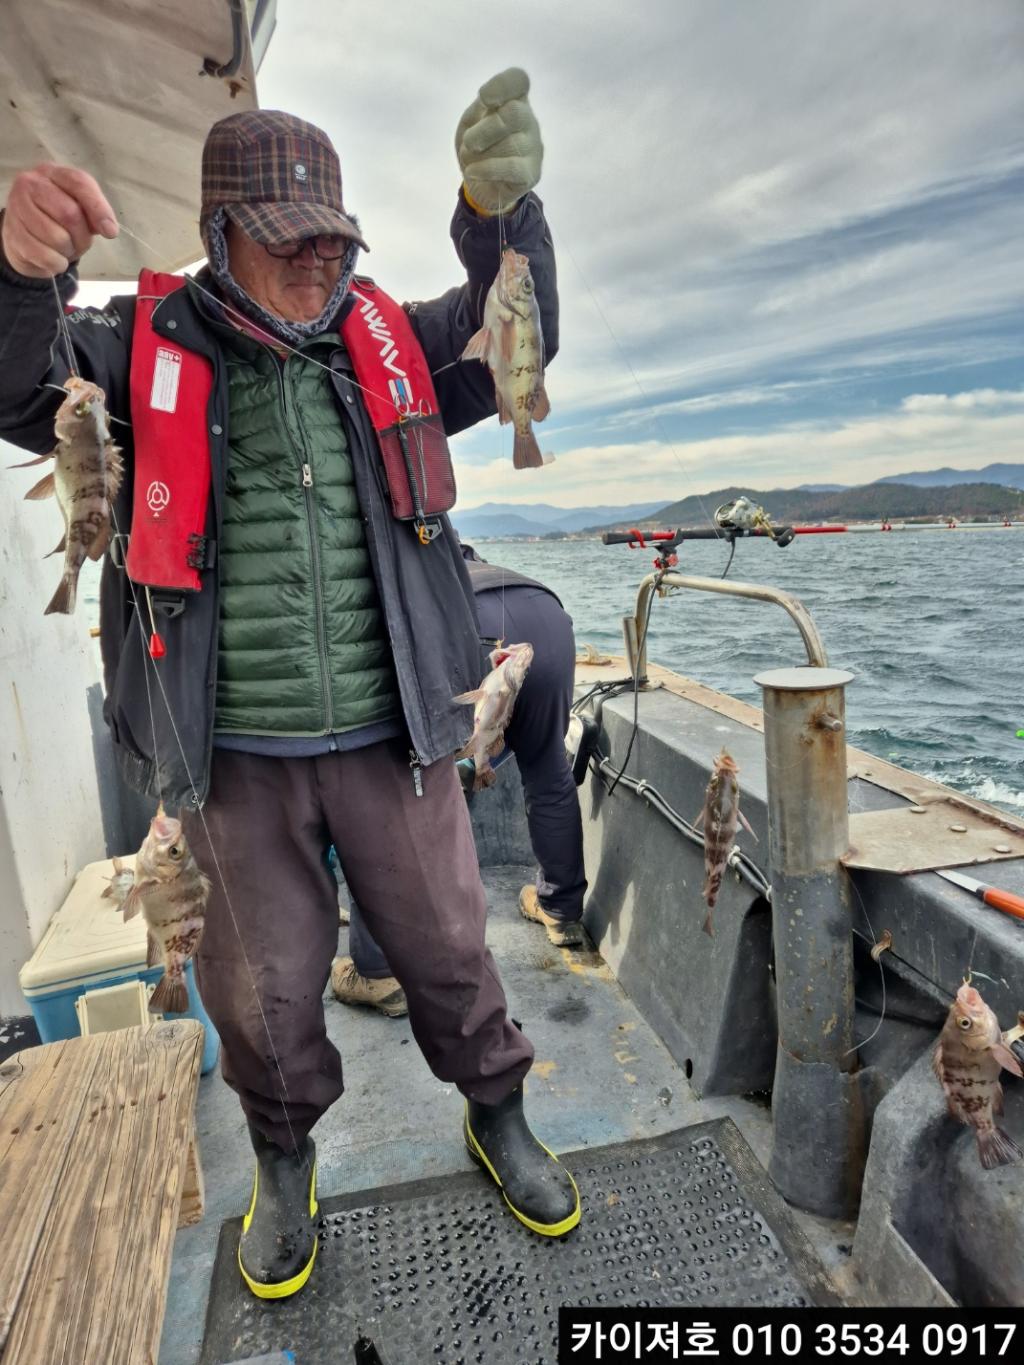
[624,571,829,681]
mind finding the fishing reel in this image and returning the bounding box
[714,496,794,545]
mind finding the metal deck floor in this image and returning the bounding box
[160,865,854,1365]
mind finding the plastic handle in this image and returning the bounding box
[983,887,1024,921]
[601,530,642,545]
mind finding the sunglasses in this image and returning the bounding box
[265,234,349,261]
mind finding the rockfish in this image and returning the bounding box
[462,249,550,470]
[454,643,534,791]
[13,377,123,615]
[111,806,210,1015]
[933,982,1023,1169]
[697,748,753,937]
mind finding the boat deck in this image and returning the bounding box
[162,863,855,1364]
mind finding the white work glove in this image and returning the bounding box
[455,68,543,216]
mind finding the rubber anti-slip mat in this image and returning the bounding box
[200,1118,838,1365]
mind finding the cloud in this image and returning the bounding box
[58,2,1024,515]
[452,391,1024,509]
[901,388,1024,412]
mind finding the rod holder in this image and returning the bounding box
[754,666,866,1219]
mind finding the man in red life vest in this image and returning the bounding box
[0,70,580,1299]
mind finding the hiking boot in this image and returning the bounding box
[238,1122,318,1299]
[330,956,408,1018]
[464,1085,581,1236]
[519,885,584,947]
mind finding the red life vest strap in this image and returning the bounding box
[125,271,456,592]
[127,270,213,592]
[342,279,456,526]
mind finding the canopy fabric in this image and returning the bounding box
[0,0,262,280]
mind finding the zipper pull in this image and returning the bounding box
[301,463,313,487]
[409,751,424,798]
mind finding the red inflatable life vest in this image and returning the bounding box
[126,270,456,593]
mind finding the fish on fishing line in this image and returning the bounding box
[104,805,210,1015]
[933,981,1023,1169]
[696,748,755,937]
[454,642,534,791]
[461,248,551,470]
[11,376,123,615]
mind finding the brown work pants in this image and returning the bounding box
[186,742,533,1149]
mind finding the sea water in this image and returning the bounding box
[466,530,1024,816]
[81,528,1024,814]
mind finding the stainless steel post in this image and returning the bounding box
[754,666,866,1219]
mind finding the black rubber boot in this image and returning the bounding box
[464,1085,580,1236]
[238,1121,319,1299]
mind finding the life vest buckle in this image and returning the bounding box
[148,591,187,620]
[108,532,131,569]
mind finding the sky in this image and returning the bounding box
[81,1,1024,510]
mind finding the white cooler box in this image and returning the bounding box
[19,856,220,1074]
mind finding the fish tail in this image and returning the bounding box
[44,574,76,616]
[976,1126,1023,1169]
[475,764,498,792]
[149,970,189,1016]
[702,909,714,937]
[512,428,545,470]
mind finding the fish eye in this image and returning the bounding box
[522,277,534,292]
[958,1016,972,1030]
[168,843,183,860]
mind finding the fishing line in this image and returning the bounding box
[550,227,728,549]
[118,224,408,417]
[496,196,508,646]
[843,877,887,1057]
[45,280,306,1168]
[50,277,80,380]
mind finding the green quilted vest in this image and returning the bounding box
[214,328,400,736]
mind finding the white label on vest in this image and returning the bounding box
[150,347,182,413]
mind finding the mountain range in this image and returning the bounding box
[452,500,664,540]
[452,465,1024,537]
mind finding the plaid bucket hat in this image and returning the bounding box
[200,110,369,251]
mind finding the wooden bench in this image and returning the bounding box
[0,1020,204,1364]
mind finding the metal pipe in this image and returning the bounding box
[754,666,866,1219]
[627,573,828,682]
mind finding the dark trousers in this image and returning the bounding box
[186,742,533,1149]
[351,584,586,980]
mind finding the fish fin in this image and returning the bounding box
[455,740,475,761]
[702,910,714,937]
[45,532,67,559]
[532,385,550,421]
[121,881,150,921]
[10,452,53,468]
[461,326,492,364]
[993,1042,1024,1078]
[738,809,759,841]
[931,1042,943,1081]
[24,471,56,501]
[513,429,545,470]
[976,1126,1023,1169]
[500,317,517,364]
[693,808,705,830]
[496,390,513,425]
[486,736,506,759]
[452,688,485,705]
[44,576,75,616]
[146,933,162,968]
[86,522,112,561]
[149,971,189,1016]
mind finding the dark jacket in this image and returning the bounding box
[0,192,559,807]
